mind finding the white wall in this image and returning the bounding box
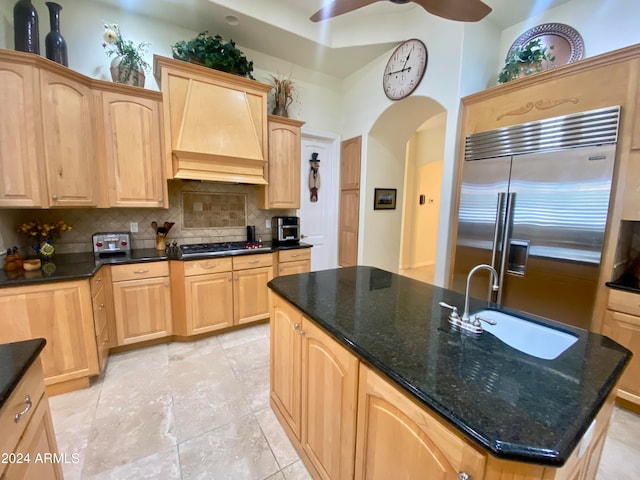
[499,0,640,75]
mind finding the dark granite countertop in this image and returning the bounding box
[0,338,46,411]
[606,273,640,294]
[0,242,312,288]
[267,266,631,467]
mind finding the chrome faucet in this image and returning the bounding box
[440,264,499,334]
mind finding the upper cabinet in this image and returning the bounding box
[95,87,167,208]
[154,55,272,185]
[0,59,45,207]
[0,49,167,209]
[259,115,305,209]
[39,68,98,207]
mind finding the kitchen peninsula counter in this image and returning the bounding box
[267,266,631,468]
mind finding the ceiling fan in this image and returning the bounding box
[310,0,492,23]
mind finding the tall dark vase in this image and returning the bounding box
[13,0,40,54]
[44,2,68,67]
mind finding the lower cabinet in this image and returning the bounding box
[0,360,63,479]
[90,266,115,372]
[355,364,486,480]
[603,289,640,405]
[270,293,359,480]
[0,279,98,391]
[233,254,273,325]
[111,262,172,346]
[276,249,311,277]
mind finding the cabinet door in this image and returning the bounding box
[113,277,172,345]
[602,309,640,398]
[0,281,98,385]
[355,364,486,480]
[100,91,167,207]
[39,69,97,206]
[339,189,360,267]
[278,260,311,277]
[301,318,359,480]
[234,266,272,324]
[340,136,361,190]
[0,61,44,207]
[185,272,234,334]
[2,396,64,480]
[261,116,304,209]
[270,294,303,439]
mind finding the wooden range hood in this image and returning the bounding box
[154,55,272,184]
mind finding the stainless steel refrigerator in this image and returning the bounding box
[452,106,620,329]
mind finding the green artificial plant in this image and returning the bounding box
[498,39,556,84]
[171,32,255,79]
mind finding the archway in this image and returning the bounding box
[361,96,447,275]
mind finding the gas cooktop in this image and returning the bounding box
[179,241,271,258]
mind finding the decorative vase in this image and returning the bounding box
[33,240,55,261]
[110,56,146,87]
[272,90,290,117]
[13,0,40,54]
[44,2,68,67]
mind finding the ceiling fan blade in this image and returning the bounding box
[412,0,492,22]
[310,0,383,22]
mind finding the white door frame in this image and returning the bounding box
[300,126,341,270]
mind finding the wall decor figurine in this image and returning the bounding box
[309,152,320,202]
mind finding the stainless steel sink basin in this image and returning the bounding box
[472,309,578,360]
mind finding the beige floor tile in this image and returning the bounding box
[218,322,269,350]
[224,336,270,376]
[255,407,300,469]
[167,335,222,361]
[237,365,271,412]
[281,460,313,480]
[83,447,181,480]
[178,414,280,480]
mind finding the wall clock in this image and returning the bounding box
[383,39,428,101]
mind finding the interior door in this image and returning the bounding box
[452,156,511,299]
[502,145,616,328]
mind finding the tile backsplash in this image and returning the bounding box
[10,180,293,255]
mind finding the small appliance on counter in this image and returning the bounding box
[93,231,131,257]
[272,216,300,245]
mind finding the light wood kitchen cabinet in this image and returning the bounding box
[91,266,115,372]
[0,58,45,207]
[96,88,167,208]
[259,115,305,209]
[154,55,272,184]
[233,253,273,325]
[603,289,640,404]
[355,364,486,480]
[276,249,311,277]
[171,257,234,336]
[270,293,359,479]
[0,360,63,480]
[111,262,172,346]
[340,136,362,190]
[0,280,99,393]
[39,68,97,207]
[339,136,361,267]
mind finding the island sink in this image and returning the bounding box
[472,309,579,360]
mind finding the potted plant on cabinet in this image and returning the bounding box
[102,23,150,87]
[171,32,255,79]
[498,39,556,84]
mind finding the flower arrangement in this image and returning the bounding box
[269,74,296,117]
[498,39,556,84]
[102,23,150,85]
[17,220,72,241]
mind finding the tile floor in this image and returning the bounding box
[399,264,436,284]
[49,322,640,480]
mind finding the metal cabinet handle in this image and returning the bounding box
[291,254,299,258]
[202,264,216,269]
[248,260,260,264]
[458,473,471,480]
[51,194,59,201]
[298,330,305,336]
[102,338,109,345]
[133,269,149,274]
[14,395,32,423]
[98,303,105,310]
[293,323,300,330]
[95,278,103,284]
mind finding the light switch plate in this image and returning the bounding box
[130,222,138,233]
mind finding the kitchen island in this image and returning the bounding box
[268,266,631,480]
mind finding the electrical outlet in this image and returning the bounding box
[266,219,272,229]
[130,222,138,233]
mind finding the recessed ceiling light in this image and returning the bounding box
[225,15,240,25]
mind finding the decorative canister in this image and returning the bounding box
[13,0,40,54]
[44,2,68,66]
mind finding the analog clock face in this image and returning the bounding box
[383,39,428,100]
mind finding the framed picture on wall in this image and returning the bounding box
[374,188,397,210]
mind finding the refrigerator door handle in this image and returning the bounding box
[488,192,506,300]
[497,192,516,304]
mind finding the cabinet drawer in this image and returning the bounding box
[279,249,311,263]
[0,360,45,461]
[90,267,106,297]
[111,261,169,282]
[608,289,640,316]
[278,260,310,277]
[233,253,273,270]
[184,257,233,276]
